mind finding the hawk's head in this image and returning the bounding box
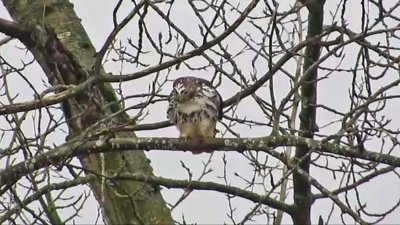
[172,76,213,102]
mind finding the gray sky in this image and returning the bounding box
[1,0,400,224]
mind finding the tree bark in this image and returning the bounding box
[293,0,325,224]
[1,0,173,224]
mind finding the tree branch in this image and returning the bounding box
[100,0,261,83]
[0,18,34,46]
[0,176,94,224]
[2,135,400,194]
[110,173,294,214]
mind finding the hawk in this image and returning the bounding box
[167,76,223,154]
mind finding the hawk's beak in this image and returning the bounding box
[174,87,183,102]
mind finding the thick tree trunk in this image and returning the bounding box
[1,0,173,224]
[293,1,325,224]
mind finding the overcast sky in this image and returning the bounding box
[1,0,400,224]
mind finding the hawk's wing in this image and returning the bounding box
[167,88,178,124]
[200,81,223,121]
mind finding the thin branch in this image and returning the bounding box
[0,176,94,224]
[110,173,294,214]
[100,0,261,83]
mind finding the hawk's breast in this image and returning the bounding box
[175,96,218,138]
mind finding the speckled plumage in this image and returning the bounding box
[167,76,223,153]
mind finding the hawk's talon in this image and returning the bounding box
[179,136,189,142]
